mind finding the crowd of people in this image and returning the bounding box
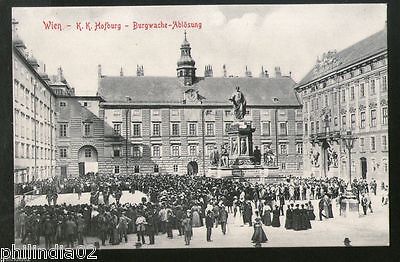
[15,173,386,248]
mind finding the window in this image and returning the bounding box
[360,112,366,129]
[311,122,315,133]
[134,165,140,173]
[360,83,365,97]
[113,146,121,157]
[60,148,67,158]
[189,145,197,156]
[370,109,377,127]
[324,94,329,107]
[26,145,29,159]
[262,122,271,136]
[224,110,231,117]
[83,102,88,107]
[154,165,159,173]
[132,123,141,137]
[382,107,388,125]
[383,160,388,173]
[171,145,180,157]
[351,114,356,129]
[279,144,288,155]
[84,148,92,158]
[83,123,91,136]
[60,101,66,107]
[382,135,387,151]
[296,122,303,135]
[132,145,142,158]
[114,166,120,174]
[316,121,319,133]
[382,76,387,92]
[334,117,338,127]
[206,122,214,136]
[370,79,376,95]
[171,123,180,136]
[21,144,25,158]
[132,109,141,117]
[370,136,376,151]
[59,124,67,137]
[296,143,303,154]
[205,109,213,115]
[188,122,197,136]
[281,162,286,170]
[360,138,365,152]
[333,92,338,105]
[173,164,178,173]
[171,109,179,116]
[113,123,121,135]
[152,145,161,157]
[304,123,308,134]
[279,122,287,136]
[152,110,160,116]
[341,89,346,103]
[350,86,355,100]
[342,115,346,128]
[152,122,161,136]
[225,122,232,134]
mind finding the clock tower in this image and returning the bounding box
[177,31,196,86]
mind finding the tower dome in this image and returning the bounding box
[176,31,196,86]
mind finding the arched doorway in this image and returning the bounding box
[360,157,367,179]
[78,145,98,176]
[187,161,198,176]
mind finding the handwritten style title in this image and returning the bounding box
[42,20,203,31]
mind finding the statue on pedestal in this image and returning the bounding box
[229,86,247,120]
[209,146,220,167]
[220,144,229,167]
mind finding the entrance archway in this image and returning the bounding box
[187,161,198,176]
[78,145,98,176]
[360,157,367,179]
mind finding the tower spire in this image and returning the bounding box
[177,31,196,86]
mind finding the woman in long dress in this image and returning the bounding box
[307,201,316,220]
[191,205,202,227]
[271,206,281,227]
[262,202,272,226]
[251,217,268,246]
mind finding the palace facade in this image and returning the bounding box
[295,25,388,183]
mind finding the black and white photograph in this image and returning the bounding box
[11,4,389,250]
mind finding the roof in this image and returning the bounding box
[97,76,300,107]
[297,28,387,87]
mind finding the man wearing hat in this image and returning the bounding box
[219,205,228,235]
[182,211,193,245]
[205,210,214,242]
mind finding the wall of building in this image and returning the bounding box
[299,53,388,183]
[13,50,57,183]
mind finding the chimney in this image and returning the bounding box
[274,66,281,78]
[245,66,252,77]
[120,67,124,76]
[57,66,64,82]
[223,64,227,78]
[204,65,213,77]
[136,65,144,76]
[98,64,102,78]
[289,71,292,78]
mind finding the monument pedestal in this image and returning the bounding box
[340,184,360,218]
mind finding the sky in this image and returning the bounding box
[12,5,386,96]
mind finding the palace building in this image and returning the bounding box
[54,33,304,178]
[295,24,388,183]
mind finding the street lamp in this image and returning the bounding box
[340,129,359,217]
[342,129,356,191]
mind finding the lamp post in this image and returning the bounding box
[340,129,359,217]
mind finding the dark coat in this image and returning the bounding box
[205,216,214,228]
[251,221,268,243]
[292,209,301,231]
[271,209,280,227]
[284,208,293,229]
